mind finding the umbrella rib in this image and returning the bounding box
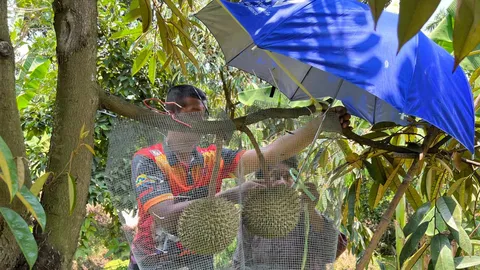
[291,66,313,100]
[226,41,255,66]
[373,96,377,124]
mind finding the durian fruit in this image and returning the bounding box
[243,185,301,238]
[178,197,239,255]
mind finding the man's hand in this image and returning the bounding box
[240,180,265,197]
[331,106,351,129]
[217,180,265,202]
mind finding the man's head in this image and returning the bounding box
[165,84,208,115]
[165,85,208,153]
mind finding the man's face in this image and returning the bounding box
[167,97,207,151]
[270,163,294,187]
[178,97,207,114]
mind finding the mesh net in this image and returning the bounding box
[105,106,345,270]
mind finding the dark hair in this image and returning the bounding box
[165,84,208,113]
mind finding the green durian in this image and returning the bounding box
[243,185,301,238]
[178,197,239,255]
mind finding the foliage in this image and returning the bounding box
[0,136,50,269]
[5,0,480,269]
[362,0,480,68]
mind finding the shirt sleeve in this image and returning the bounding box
[131,155,173,211]
[221,148,245,178]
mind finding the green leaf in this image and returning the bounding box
[437,196,459,231]
[169,20,197,51]
[454,256,480,269]
[110,26,143,39]
[438,196,472,254]
[82,144,95,156]
[176,44,199,68]
[365,158,387,184]
[367,0,390,30]
[451,225,472,255]
[138,0,152,32]
[470,66,480,86]
[347,179,358,226]
[426,209,448,236]
[399,222,429,267]
[131,47,152,76]
[156,13,170,55]
[0,207,38,269]
[403,202,431,237]
[401,243,428,270]
[68,174,77,215]
[368,182,380,209]
[124,8,142,23]
[397,0,441,53]
[453,0,480,69]
[16,90,36,111]
[171,43,187,75]
[130,0,139,10]
[431,234,455,270]
[0,136,18,201]
[447,176,470,196]
[16,186,46,230]
[148,55,156,84]
[30,172,51,197]
[163,0,188,25]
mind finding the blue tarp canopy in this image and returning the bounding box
[196,0,475,152]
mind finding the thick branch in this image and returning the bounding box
[98,88,319,133]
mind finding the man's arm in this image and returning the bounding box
[238,107,350,176]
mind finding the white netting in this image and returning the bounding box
[105,106,345,270]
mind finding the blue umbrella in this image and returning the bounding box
[195,0,475,152]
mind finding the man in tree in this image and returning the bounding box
[128,84,350,270]
[233,156,348,270]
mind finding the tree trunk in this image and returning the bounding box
[0,0,29,268]
[35,0,98,268]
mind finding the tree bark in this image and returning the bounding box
[35,0,99,268]
[0,0,29,268]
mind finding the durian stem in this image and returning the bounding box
[208,138,224,198]
[241,126,269,182]
[301,204,310,270]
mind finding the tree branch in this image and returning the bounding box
[98,88,319,133]
[98,89,440,157]
[342,128,414,153]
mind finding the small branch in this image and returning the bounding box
[208,139,223,197]
[98,88,155,118]
[241,126,268,179]
[220,69,236,119]
[356,158,421,270]
[461,158,480,167]
[430,135,452,152]
[342,128,414,153]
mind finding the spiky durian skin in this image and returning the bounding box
[178,197,239,255]
[243,185,301,238]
